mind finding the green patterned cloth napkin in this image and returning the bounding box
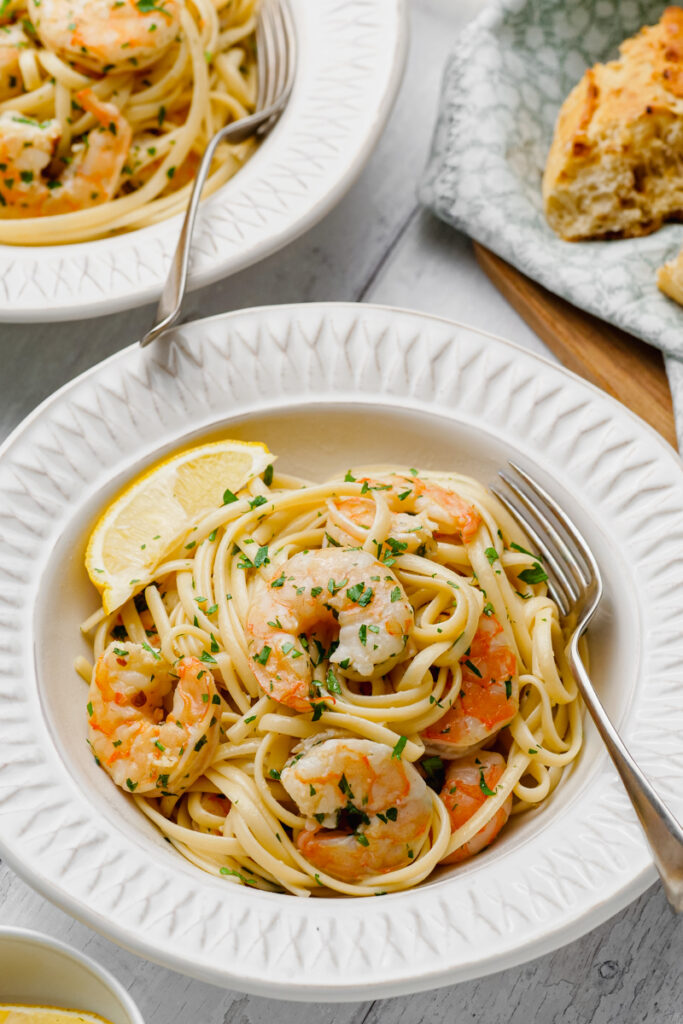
[420,0,683,450]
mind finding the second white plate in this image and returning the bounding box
[0,0,406,323]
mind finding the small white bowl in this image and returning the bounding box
[0,928,144,1024]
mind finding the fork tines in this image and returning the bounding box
[491,461,602,618]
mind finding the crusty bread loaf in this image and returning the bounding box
[544,7,683,241]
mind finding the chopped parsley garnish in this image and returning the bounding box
[222,488,238,505]
[219,866,257,886]
[271,573,286,588]
[311,702,325,722]
[478,767,498,797]
[484,547,499,564]
[254,545,270,567]
[463,658,482,678]
[263,464,273,486]
[391,735,407,759]
[390,586,401,602]
[326,667,341,694]
[126,778,138,791]
[199,650,217,664]
[253,645,271,665]
[249,495,268,510]
[338,773,353,798]
[518,564,548,585]
[421,755,445,792]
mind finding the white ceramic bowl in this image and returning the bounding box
[0,304,681,999]
[0,0,406,323]
[0,928,144,1024]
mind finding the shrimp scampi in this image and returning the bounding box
[28,0,181,74]
[0,23,28,101]
[79,449,583,897]
[281,736,433,883]
[246,548,415,711]
[440,752,512,864]
[422,614,519,758]
[87,642,221,795]
[0,89,131,216]
[326,474,482,551]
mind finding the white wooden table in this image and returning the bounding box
[1,1,681,1019]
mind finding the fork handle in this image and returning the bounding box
[569,634,683,912]
[139,108,276,349]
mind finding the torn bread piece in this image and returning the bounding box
[544,7,683,241]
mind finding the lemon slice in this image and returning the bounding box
[0,1008,114,1024]
[86,439,273,614]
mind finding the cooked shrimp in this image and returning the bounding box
[0,23,27,101]
[422,614,518,758]
[28,0,181,74]
[281,736,433,883]
[0,89,131,216]
[246,548,415,711]
[326,474,481,549]
[326,494,435,553]
[87,641,221,795]
[439,751,511,864]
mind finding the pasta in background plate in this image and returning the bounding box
[77,448,584,897]
[0,0,257,243]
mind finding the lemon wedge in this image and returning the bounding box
[86,439,273,613]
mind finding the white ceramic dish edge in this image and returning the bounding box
[0,0,407,323]
[0,927,144,1024]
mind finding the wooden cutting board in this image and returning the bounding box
[473,243,678,450]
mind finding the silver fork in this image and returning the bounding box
[492,461,683,913]
[140,0,296,348]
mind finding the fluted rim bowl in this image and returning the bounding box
[0,927,144,1024]
[0,303,681,1000]
[0,0,407,323]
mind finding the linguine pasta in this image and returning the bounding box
[78,460,584,897]
[0,0,257,243]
